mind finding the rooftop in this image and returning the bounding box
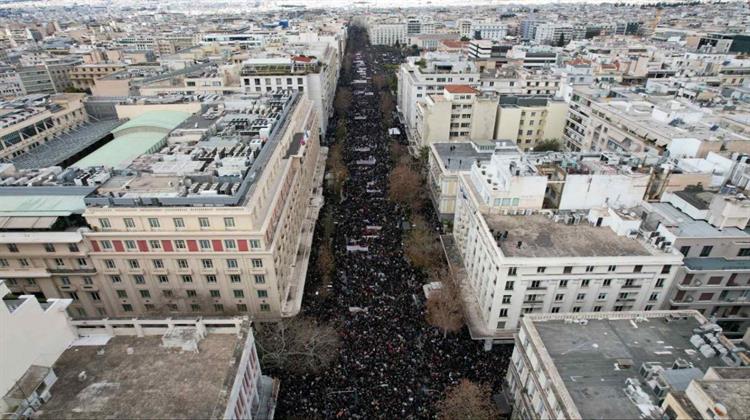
[529,313,743,420]
[444,84,478,94]
[485,214,653,258]
[37,334,242,419]
[692,379,750,419]
[433,142,493,172]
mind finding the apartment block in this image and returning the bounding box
[69,63,127,91]
[640,187,750,338]
[452,177,682,342]
[414,85,497,146]
[495,96,567,152]
[0,93,87,160]
[507,311,749,419]
[0,91,326,321]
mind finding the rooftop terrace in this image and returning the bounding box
[486,214,653,258]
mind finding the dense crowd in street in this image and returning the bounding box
[273,28,514,418]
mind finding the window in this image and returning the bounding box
[7,243,18,253]
[505,281,514,291]
[530,280,541,289]
[99,218,111,229]
[237,304,248,312]
[84,277,93,285]
[608,265,616,272]
[576,293,586,301]
[551,307,560,313]
[191,304,201,312]
[54,258,65,266]
[19,258,29,267]
[559,280,568,288]
[699,292,713,301]
[581,279,590,287]
[585,266,594,273]
[111,275,121,283]
[153,259,164,269]
[257,290,268,298]
[680,246,691,256]
[700,246,713,257]
[254,274,266,284]
[101,240,112,250]
[199,240,211,250]
[158,275,169,283]
[233,290,245,298]
[224,240,236,250]
[144,304,155,311]
[61,277,71,286]
[90,291,101,301]
[249,240,261,249]
[656,278,665,288]
[536,267,546,273]
[508,267,517,276]
[708,276,723,285]
[128,259,140,269]
[593,306,602,312]
[182,275,193,283]
[44,243,55,252]
[572,307,581,313]
[738,248,750,257]
[122,304,133,312]
[133,275,145,284]
[173,218,185,228]
[598,293,607,300]
[502,295,511,304]
[499,308,508,317]
[634,265,642,273]
[224,217,235,228]
[231,274,241,283]
[117,290,128,298]
[251,259,263,268]
[174,240,186,249]
[227,259,238,269]
[125,240,136,250]
[186,290,197,297]
[78,258,88,267]
[210,290,221,297]
[201,259,214,269]
[563,266,572,274]
[149,240,161,249]
[555,294,564,302]
[163,290,173,298]
[624,279,636,287]
[661,265,671,274]
[682,274,694,285]
[148,218,160,228]
[649,293,658,301]
[206,275,217,283]
[260,304,271,312]
[124,218,135,228]
[199,217,210,228]
[167,304,178,311]
[140,290,151,298]
[68,243,79,252]
[177,259,189,269]
[26,279,35,285]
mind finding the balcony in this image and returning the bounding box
[48,267,97,274]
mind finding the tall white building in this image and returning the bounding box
[367,22,407,46]
[471,22,507,41]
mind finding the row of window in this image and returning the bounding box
[5,243,79,253]
[114,288,268,300]
[498,304,656,319]
[107,272,266,285]
[100,216,237,230]
[119,302,269,313]
[103,257,263,270]
[96,238,261,252]
[503,278,665,291]
[507,264,666,276]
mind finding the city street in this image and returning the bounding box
[272,26,513,418]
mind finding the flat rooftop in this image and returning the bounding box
[486,214,652,258]
[532,315,736,420]
[433,142,491,171]
[38,334,240,419]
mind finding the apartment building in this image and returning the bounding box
[563,87,745,158]
[495,96,567,152]
[427,140,509,221]
[507,310,749,419]
[1,287,277,420]
[640,188,750,338]
[453,172,682,343]
[68,63,127,91]
[240,48,339,135]
[0,91,326,321]
[470,22,507,41]
[367,22,407,46]
[397,54,479,144]
[0,93,87,161]
[414,85,497,146]
[479,66,561,96]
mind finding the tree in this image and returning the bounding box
[404,215,443,270]
[334,87,352,117]
[437,379,499,420]
[380,91,395,127]
[335,120,347,143]
[425,269,464,338]
[534,139,561,152]
[317,243,335,291]
[372,74,387,91]
[556,33,567,47]
[327,142,348,200]
[388,163,422,210]
[254,317,340,374]
[460,36,471,42]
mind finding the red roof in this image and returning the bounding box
[292,55,313,62]
[444,84,477,94]
[441,40,466,49]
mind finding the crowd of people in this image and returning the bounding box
[273,28,514,418]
